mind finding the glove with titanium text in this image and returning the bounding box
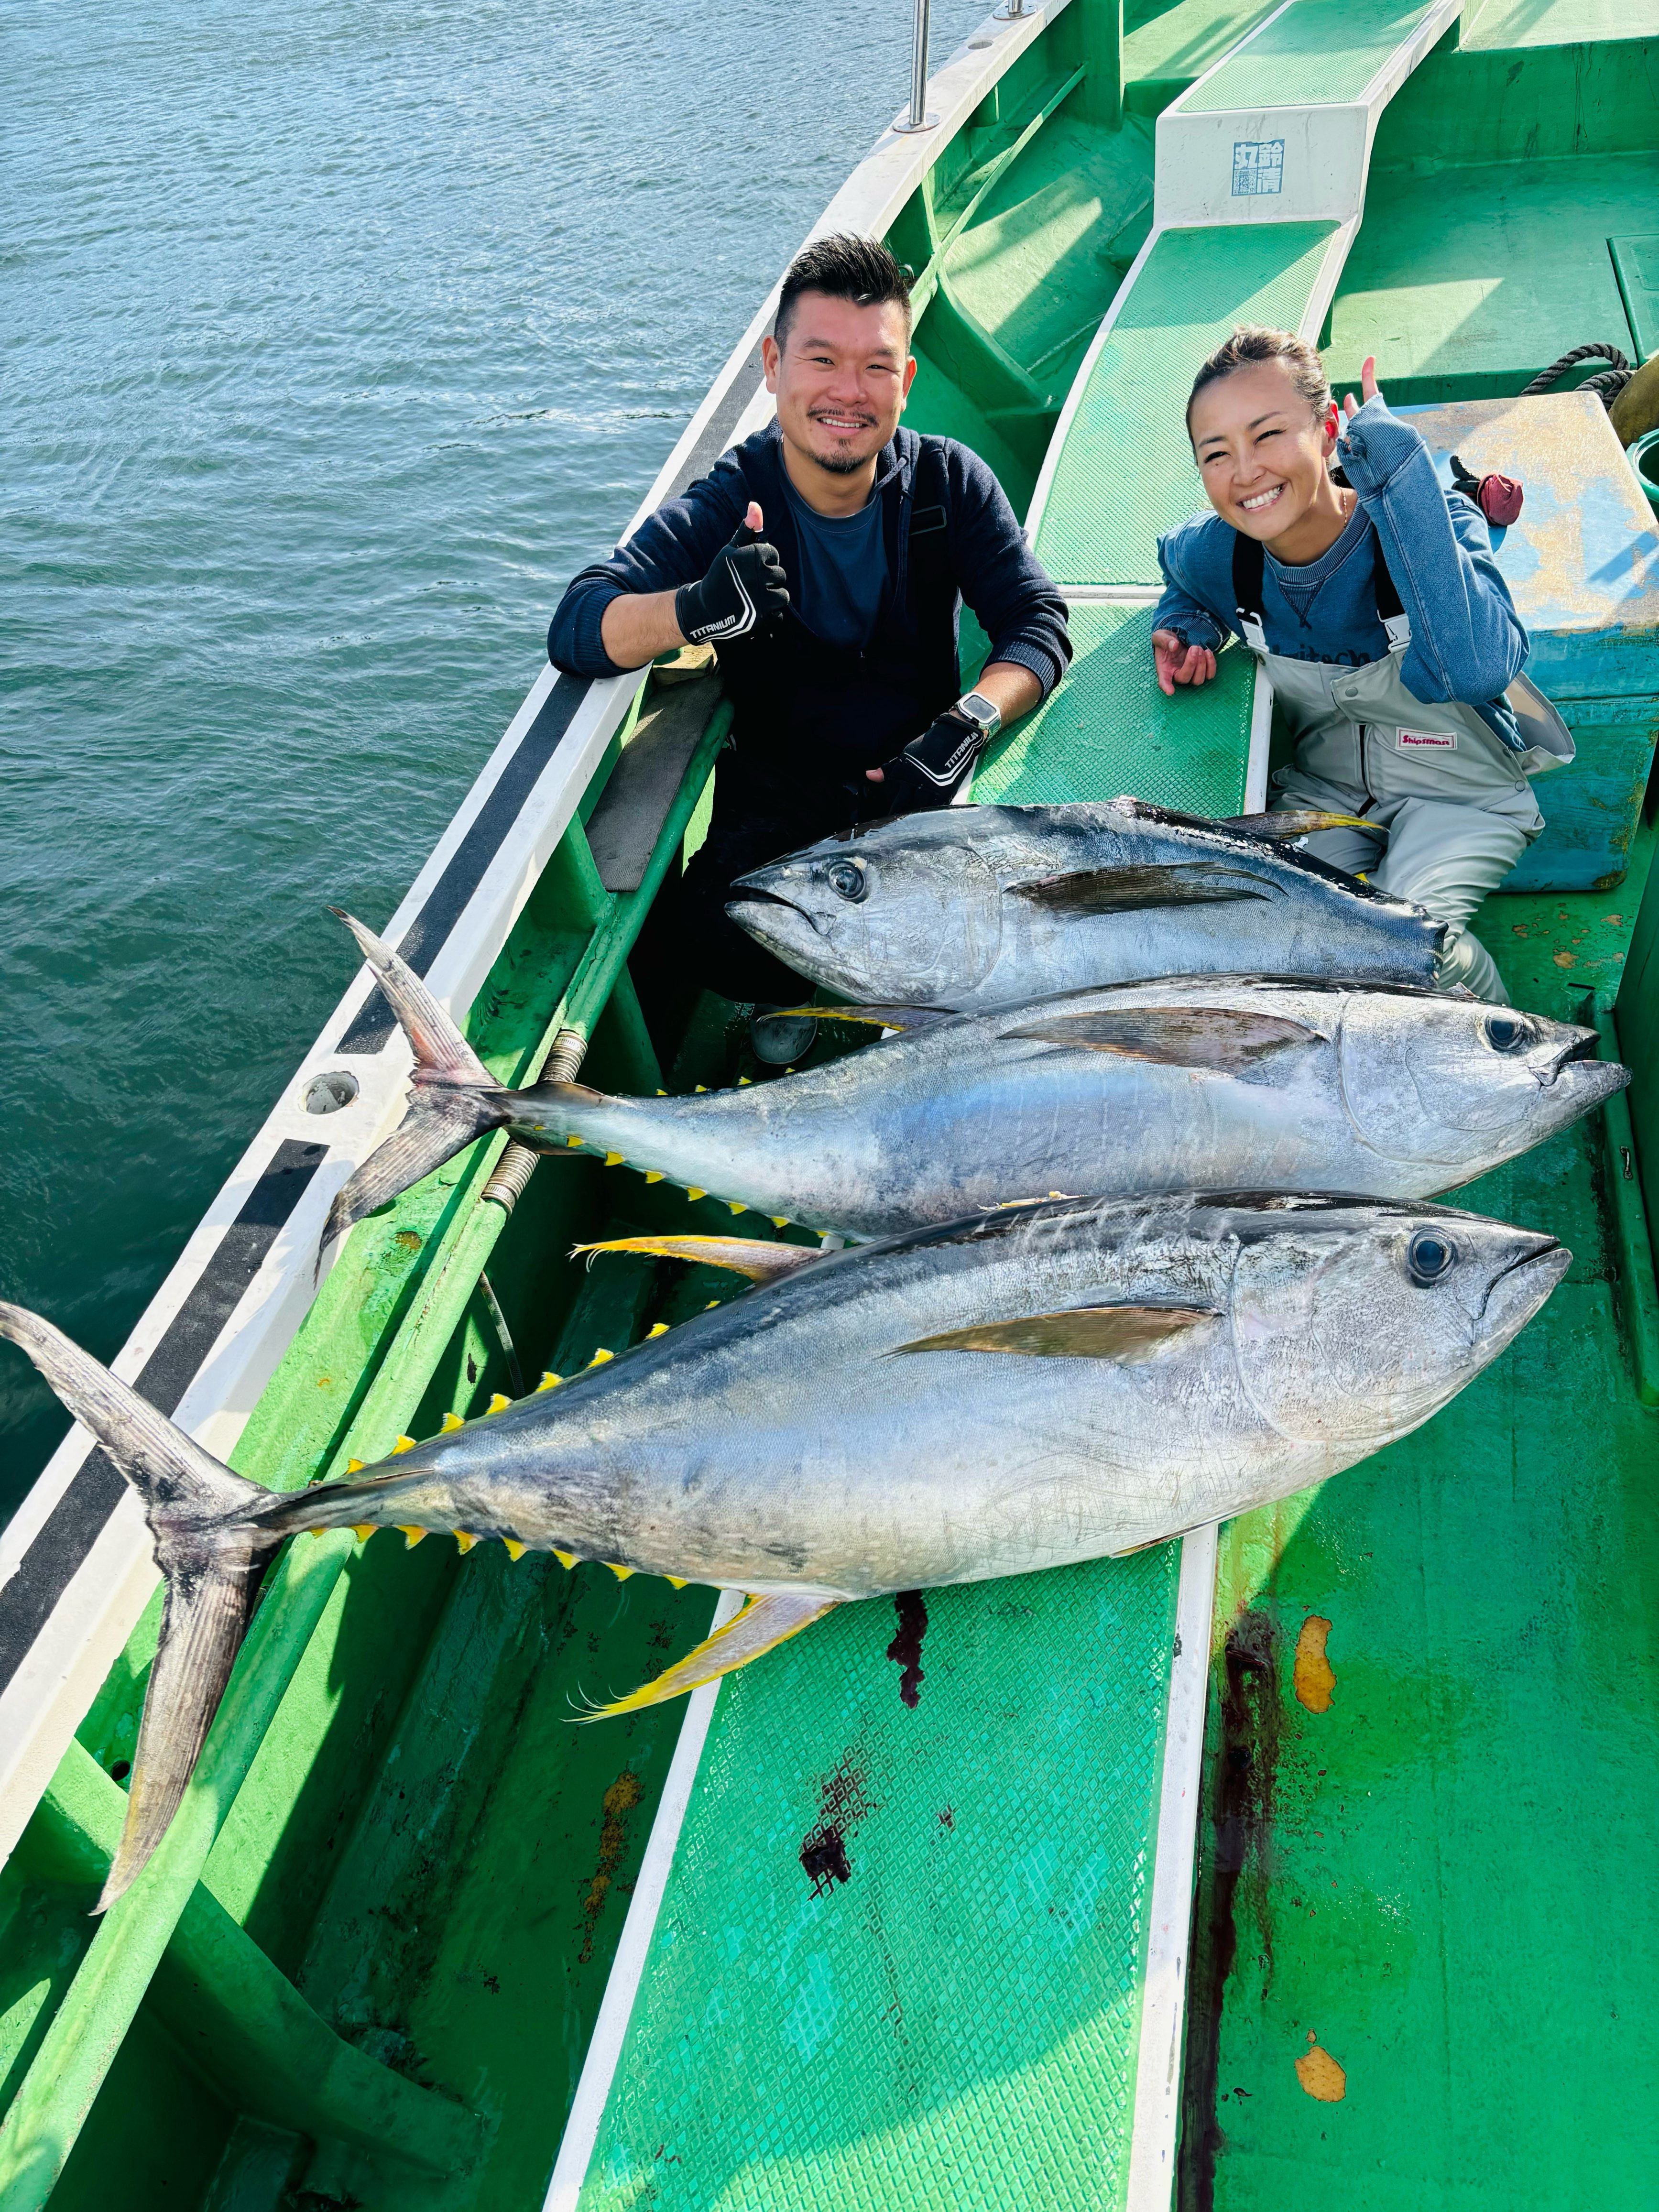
[870,707,988,814]
[674,512,789,645]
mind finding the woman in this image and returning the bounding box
[1152,325,1570,1003]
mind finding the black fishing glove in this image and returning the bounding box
[870,707,989,813]
[675,519,789,645]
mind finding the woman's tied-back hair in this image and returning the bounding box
[1186,324,1333,436]
[774,235,914,350]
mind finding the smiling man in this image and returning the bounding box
[548,234,1070,1058]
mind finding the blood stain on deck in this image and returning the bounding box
[886,1590,929,1708]
[800,1752,875,1896]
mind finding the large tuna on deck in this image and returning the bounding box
[726,797,1447,1010]
[0,1191,1568,1907]
[318,911,1624,1245]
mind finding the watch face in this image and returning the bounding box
[959,691,999,730]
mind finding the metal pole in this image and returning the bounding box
[894,0,937,131]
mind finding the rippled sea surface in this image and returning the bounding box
[1,0,987,1516]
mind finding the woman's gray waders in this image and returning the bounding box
[1233,531,1572,1005]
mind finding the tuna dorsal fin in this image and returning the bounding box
[999,1006,1321,1070]
[1222,809,1373,839]
[1005,862,1281,914]
[572,1234,820,1283]
[576,1591,842,1720]
[894,1305,1216,1361]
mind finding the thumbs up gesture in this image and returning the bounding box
[675,502,790,643]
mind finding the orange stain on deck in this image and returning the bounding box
[1294,1615,1336,1713]
[1296,2031,1346,2102]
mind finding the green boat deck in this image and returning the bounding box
[0,0,1656,2206]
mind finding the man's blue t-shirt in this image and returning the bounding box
[780,478,887,650]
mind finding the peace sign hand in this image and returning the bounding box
[1342,355,1382,423]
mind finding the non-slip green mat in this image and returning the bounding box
[577,1547,1181,2212]
[1033,224,1337,588]
[972,600,1256,812]
[1183,0,1445,112]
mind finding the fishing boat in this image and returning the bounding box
[1,0,1655,2202]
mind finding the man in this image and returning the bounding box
[548,234,1071,1059]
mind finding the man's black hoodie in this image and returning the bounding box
[548,422,1070,818]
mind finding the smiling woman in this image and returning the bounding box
[1152,319,1570,1003]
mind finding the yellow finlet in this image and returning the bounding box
[398,1526,427,1548]
[454,1531,478,1554]
[706,1300,720,1309]
[308,1527,327,1538]
[644,1170,664,1183]
[647,1321,669,1337]
[656,1089,668,1096]
[738,1075,752,1085]
[589,1347,614,1366]
[440,1410,465,1432]
[728,1201,747,1215]
[687,1187,706,1201]
[771,1217,790,1228]
[566,1134,584,1148]
[502,1538,526,1562]
[351,1524,378,1543]
[665,1575,688,1589]
[486,1392,512,1415]
[346,1459,365,1474]
[605,1152,624,1166]
[554,1549,578,1570]
[606,1562,634,1581]
[538,1371,562,1391]
[392,1435,417,1455]
[694,1084,708,1093]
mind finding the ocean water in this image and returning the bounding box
[0,0,988,1517]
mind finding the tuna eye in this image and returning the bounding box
[1483,1014,1529,1053]
[1406,1229,1456,1286]
[825,860,867,903]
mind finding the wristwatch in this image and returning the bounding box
[952,690,1002,742]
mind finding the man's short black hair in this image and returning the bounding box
[774,235,913,351]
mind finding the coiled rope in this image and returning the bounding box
[1521,342,1634,409]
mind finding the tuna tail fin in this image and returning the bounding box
[320,1086,514,1256]
[328,908,494,1086]
[320,908,515,1256]
[0,1304,281,1911]
[575,1591,842,1721]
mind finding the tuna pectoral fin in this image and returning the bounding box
[1005,862,1280,914]
[0,1304,279,1910]
[573,1234,821,1283]
[999,1006,1321,1070]
[329,908,493,1085]
[778,1003,953,1033]
[578,1592,842,1721]
[322,1085,513,1254]
[1223,809,1373,839]
[895,1304,1216,1360]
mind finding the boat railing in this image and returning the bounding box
[0,676,734,2207]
